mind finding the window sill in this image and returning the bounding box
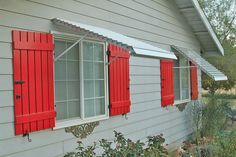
[54,115,109,130]
[174,99,191,105]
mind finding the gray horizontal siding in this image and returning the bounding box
[0,0,200,156]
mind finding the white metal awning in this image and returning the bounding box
[52,18,177,59]
[172,45,227,81]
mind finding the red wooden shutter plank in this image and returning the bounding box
[190,62,198,100]
[41,33,50,129]
[28,32,37,132]
[108,44,130,116]
[34,32,44,131]
[13,30,55,135]
[13,31,23,135]
[161,60,174,107]
[20,31,30,134]
[13,42,54,50]
[47,34,55,128]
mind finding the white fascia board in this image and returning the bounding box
[191,0,224,56]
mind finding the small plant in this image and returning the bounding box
[64,141,96,157]
[144,134,168,157]
[100,131,145,157]
[65,131,168,157]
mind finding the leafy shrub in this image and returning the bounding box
[64,141,96,157]
[202,93,236,99]
[65,131,168,157]
[215,131,236,157]
[201,96,230,137]
[180,96,236,157]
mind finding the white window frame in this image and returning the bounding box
[52,31,109,129]
[174,55,191,105]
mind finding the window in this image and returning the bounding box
[174,55,190,103]
[54,35,108,127]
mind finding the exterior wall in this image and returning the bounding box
[0,0,201,156]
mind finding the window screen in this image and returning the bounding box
[54,38,106,122]
[54,39,80,120]
[83,41,105,118]
[174,56,190,102]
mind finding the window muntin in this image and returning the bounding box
[174,56,190,102]
[54,37,106,123]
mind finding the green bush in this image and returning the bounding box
[65,131,168,157]
[201,96,230,137]
[180,96,236,157]
[215,131,236,157]
[202,93,236,99]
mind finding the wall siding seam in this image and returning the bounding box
[106,0,194,33]
[2,141,64,157]
[72,0,197,39]
[130,65,160,68]
[131,99,160,104]
[130,74,160,76]
[130,83,160,85]
[0,6,199,46]
[61,111,188,146]
[138,119,191,142]
[131,91,160,96]
[92,109,182,135]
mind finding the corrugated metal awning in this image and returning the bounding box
[172,45,227,81]
[52,18,177,59]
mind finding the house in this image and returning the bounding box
[0,0,227,156]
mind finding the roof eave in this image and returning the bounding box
[191,0,224,56]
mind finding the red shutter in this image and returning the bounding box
[13,30,56,135]
[108,44,130,116]
[160,60,174,107]
[190,62,198,100]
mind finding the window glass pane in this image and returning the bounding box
[84,99,95,117]
[95,80,104,97]
[55,60,66,80]
[55,81,67,101]
[94,62,104,79]
[83,61,94,79]
[174,59,180,100]
[94,43,104,61]
[54,40,67,59]
[68,81,80,100]
[67,61,79,80]
[95,98,105,116]
[84,80,95,98]
[54,39,80,120]
[83,41,106,118]
[56,102,67,120]
[68,101,80,118]
[67,42,79,60]
[83,41,93,61]
[180,57,190,100]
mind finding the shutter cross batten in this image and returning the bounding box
[13,30,56,135]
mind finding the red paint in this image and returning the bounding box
[12,30,55,135]
[108,44,130,116]
[160,60,174,107]
[190,62,198,100]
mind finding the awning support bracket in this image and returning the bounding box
[54,33,88,61]
[106,49,127,65]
